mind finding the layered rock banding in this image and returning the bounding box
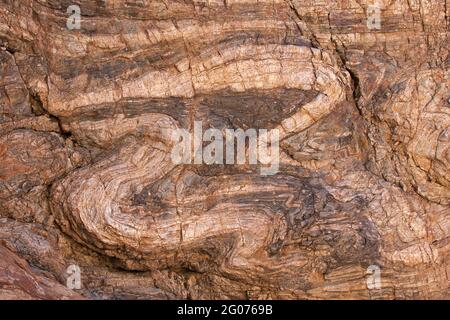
[0,0,448,299]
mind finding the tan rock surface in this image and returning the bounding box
[0,0,448,299]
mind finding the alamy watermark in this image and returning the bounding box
[66,264,81,290]
[66,5,81,30]
[367,1,381,30]
[171,121,280,176]
[366,265,382,290]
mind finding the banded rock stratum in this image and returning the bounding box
[0,0,449,299]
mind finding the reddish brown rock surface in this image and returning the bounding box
[0,243,83,299]
[0,0,448,299]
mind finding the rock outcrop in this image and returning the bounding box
[0,0,448,299]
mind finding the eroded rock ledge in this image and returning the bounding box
[0,0,448,299]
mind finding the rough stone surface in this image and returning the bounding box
[0,0,448,299]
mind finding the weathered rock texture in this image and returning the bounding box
[0,0,449,299]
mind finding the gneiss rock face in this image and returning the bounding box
[0,0,448,299]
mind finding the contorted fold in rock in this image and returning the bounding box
[50,44,351,276]
[1,0,448,299]
[53,45,349,146]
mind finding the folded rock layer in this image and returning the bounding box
[0,0,448,299]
